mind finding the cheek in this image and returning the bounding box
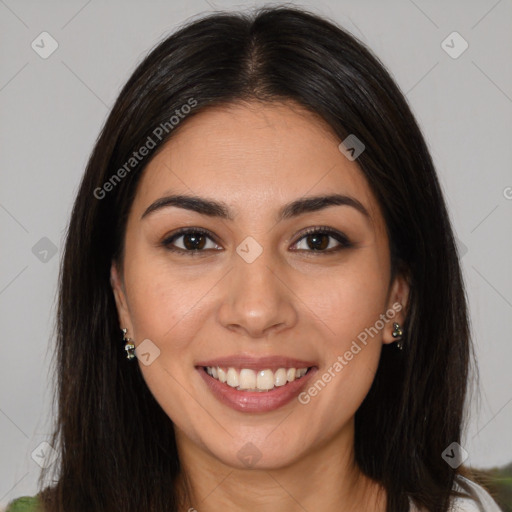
[122,259,214,430]
[124,253,212,345]
[296,248,388,407]
[306,250,390,350]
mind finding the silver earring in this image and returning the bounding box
[122,328,135,360]
[392,322,404,350]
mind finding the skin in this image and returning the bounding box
[111,100,409,512]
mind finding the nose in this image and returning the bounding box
[217,248,298,339]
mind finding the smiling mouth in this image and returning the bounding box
[202,366,313,392]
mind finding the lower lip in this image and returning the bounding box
[197,367,317,413]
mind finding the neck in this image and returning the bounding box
[174,419,387,512]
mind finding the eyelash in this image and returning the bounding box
[161,226,353,256]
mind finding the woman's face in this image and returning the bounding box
[111,100,408,470]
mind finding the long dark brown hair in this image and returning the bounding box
[36,5,480,511]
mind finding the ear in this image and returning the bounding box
[110,260,133,335]
[382,271,410,345]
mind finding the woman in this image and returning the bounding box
[6,6,503,512]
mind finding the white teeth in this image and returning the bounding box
[226,367,239,387]
[256,369,274,390]
[205,366,310,391]
[286,368,296,381]
[274,368,287,387]
[217,367,227,383]
[238,369,256,390]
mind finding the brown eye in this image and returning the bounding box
[181,232,207,250]
[304,232,330,250]
[292,227,352,253]
[162,228,221,255]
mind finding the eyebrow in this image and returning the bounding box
[141,193,370,222]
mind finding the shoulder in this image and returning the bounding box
[449,476,503,512]
[3,496,40,512]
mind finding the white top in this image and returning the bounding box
[409,476,503,511]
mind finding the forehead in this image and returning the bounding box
[131,100,383,225]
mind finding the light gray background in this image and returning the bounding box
[1,0,511,506]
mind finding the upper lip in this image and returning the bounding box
[195,355,317,372]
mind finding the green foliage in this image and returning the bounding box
[5,496,40,512]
